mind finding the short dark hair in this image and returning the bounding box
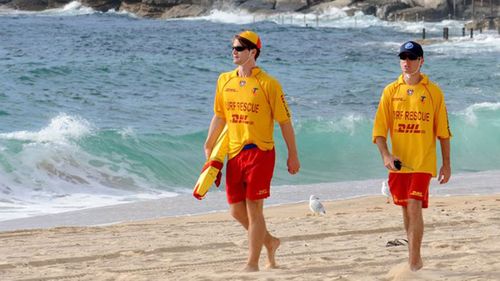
[234,35,260,60]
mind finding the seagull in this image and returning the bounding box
[309,195,326,215]
[381,181,391,204]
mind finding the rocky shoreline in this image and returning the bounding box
[1,0,499,27]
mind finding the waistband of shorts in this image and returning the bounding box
[242,144,257,150]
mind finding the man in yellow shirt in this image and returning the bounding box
[372,41,452,271]
[204,30,300,272]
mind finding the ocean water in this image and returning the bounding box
[0,2,499,222]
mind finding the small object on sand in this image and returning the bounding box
[309,195,326,215]
[381,181,391,203]
[386,238,408,247]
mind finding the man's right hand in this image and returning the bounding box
[204,147,212,160]
[204,115,226,160]
[383,154,400,171]
[375,137,399,172]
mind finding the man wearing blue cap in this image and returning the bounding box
[372,41,452,271]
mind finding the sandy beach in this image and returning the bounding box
[0,193,499,281]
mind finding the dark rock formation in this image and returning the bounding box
[81,0,121,11]
[275,0,308,12]
[350,0,453,22]
[0,0,498,26]
[238,0,275,13]
[3,0,90,10]
[5,0,44,10]
[375,1,411,20]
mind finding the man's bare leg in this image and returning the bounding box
[244,199,265,271]
[405,199,424,271]
[264,234,280,269]
[402,206,409,233]
[230,200,280,270]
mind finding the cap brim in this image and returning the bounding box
[398,51,413,56]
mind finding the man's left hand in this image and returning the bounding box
[438,165,451,184]
[287,154,300,175]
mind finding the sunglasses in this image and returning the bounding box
[399,53,419,61]
[232,46,248,52]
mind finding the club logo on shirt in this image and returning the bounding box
[239,80,246,87]
[407,89,414,96]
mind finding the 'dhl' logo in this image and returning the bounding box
[397,124,423,134]
[231,114,251,124]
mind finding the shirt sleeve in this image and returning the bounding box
[268,79,292,124]
[213,75,226,120]
[372,88,392,143]
[434,89,452,139]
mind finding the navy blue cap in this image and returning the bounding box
[399,41,424,57]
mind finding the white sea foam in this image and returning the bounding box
[0,191,176,221]
[184,9,256,24]
[2,170,499,230]
[187,8,370,27]
[0,113,92,144]
[61,1,88,12]
[185,8,499,56]
[0,147,176,221]
[329,113,366,135]
[106,8,138,18]
[0,114,176,222]
[460,102,500,125]
[0,7,32,16]
[295,113,369,135]
[118,126,137,139]
[187,8,467,32]
[180,8,500,58]
[264,7,351,27]
[42,1,96,16]
[426,32,500,55]
[0,1,96,16]
[396,19,466,33]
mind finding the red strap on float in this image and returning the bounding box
[201,160,223,187]
[202,160,223,171]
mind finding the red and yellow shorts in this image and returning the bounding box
[388,172,432,208]
[225,145,275,204]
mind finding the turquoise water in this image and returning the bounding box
[0,4,499,220]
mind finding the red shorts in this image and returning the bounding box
[388,173,432,208]
[225,146,275,204]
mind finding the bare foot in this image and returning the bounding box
[410,258,423,271]
[265,237,281,269]
[243,264,259,272]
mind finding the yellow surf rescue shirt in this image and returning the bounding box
[214,67,291,159]
[372,74,452,176]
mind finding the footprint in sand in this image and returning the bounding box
[385,263,446,281]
